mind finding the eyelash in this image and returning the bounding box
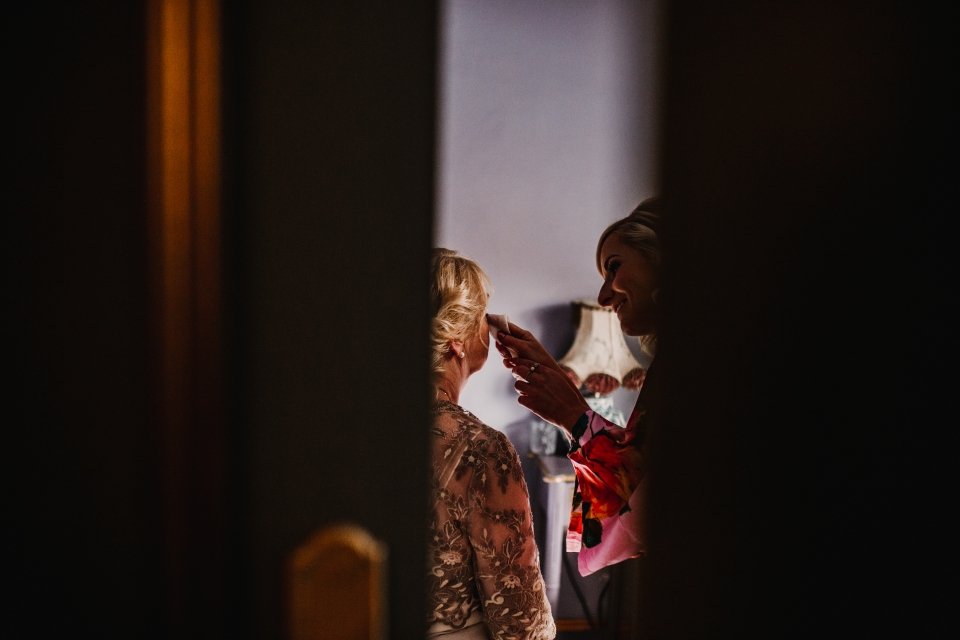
[606,261,620,276]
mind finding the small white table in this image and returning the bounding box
[531,452,576,612]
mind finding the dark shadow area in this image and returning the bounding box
[639,2,956,637]
[12,1,437,638]
[219,2,437,637]
[10,3,163,637]
[11,1,953,638]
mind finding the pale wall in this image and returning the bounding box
[436,0,662,431]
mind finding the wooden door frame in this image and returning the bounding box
[147,0,224,634]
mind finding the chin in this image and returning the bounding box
[619,320,640,336]
[621,320,653,337]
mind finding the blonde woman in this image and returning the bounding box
[427,249,555,640]
[496,199,661,576]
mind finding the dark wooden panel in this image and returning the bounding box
[146,0,226,635]
[642,2,955,638]
[10,2,163,636]
[221,2,437,637]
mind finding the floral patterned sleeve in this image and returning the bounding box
[467,428,556,640]
[566,409,645,568]
[573,409,627,447]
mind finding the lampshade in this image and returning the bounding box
[558,300,645,394]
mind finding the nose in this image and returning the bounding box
[598,278,614,308]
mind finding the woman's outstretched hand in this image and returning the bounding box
[496,322,590,434]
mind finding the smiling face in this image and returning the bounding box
[597,233,658,336]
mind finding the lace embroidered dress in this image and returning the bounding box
[427,401,556,640]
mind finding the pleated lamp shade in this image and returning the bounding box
[558,300,645,395]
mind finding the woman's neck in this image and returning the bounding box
[435,385,456,404]
[434,368,464,404]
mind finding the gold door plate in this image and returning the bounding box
[289,524,387,640]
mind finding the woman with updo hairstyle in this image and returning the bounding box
[426,249,555,640]
[494,198,661,576]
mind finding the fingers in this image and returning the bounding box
[514,369,592,430]
[503,356,541,380]
[511,365,537,382]
[514,379,560,425]
[498,333,545,363]
[508,356,538,369]
[506,321,532,339]
[513,361,551,389]
[517,393,538,413]
[496,332,523,350]
[497,324,559,367]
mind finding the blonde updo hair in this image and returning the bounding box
[596,197,661,353]
[595,197,661,275]
[430,249,492,374]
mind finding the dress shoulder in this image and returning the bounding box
[432,400,488,431]
[431,401,524,495]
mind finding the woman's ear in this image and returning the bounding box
[449,340,465,359]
